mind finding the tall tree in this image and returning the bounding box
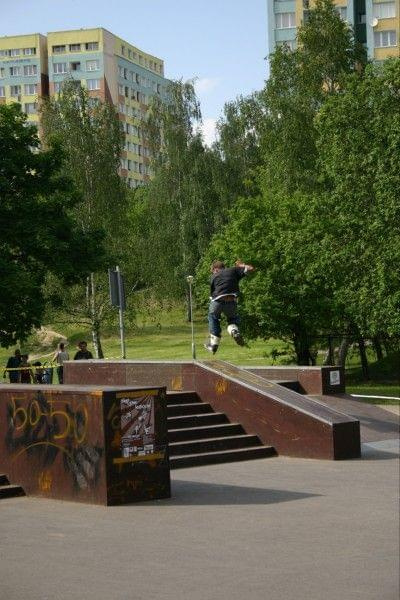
[316,59,400,339]
[0,103,104,347]
[132,80,231,298]
[41,81,127,356]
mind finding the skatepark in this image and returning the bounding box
[0,359,398,599]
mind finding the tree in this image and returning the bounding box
[260,0,367,194]
[41,81,127,356]
[196,191,336,364]
[0,103,104,347]
[132,80,231,299]
[316,59,400,339]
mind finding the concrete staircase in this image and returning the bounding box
[167,391,276,469]
[0,473,25,500]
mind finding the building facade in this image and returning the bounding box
[267,0,400,61]
[0,28,170,188]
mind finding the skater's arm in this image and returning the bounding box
[235,260,255,274]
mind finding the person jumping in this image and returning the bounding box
[204,260,255,354]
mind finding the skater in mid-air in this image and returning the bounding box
[204,260,255,354]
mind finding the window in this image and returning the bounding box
[54,82,62,93]
[86,59,99,71]
[24,102,37,114]
[24,83,37,95]
[87,78,100,90]
[121,45,126,56]
[10,85,21,97]
[10,66,22,76]
[24,65,37,76]
[52,45,66,53]
[374,30,397,46]
[0,68,4,78]
[275,12,296,28]
[53,62,67,74]
[0,50,7,57]
[124,68,128,79]
[124,86,129,97]
[336,6,347,20]
[23,47,36,55]
[0,86,5,97]
[70,62,81,71]
[85,42,98,51]
[10,48,20,56]
[118,84,124,95]
[373,2,396,18]
[69,43,81,52]
[128,49,132,59]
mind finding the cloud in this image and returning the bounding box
[197,118,218,147]
[194,77,220,95]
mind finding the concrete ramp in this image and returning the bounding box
[64,359,360,460]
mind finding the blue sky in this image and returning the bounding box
[1,0,268,144]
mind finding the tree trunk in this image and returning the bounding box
[293,331,311,365]
[337,337,350,367]
[358,337,370,380]
[372,337,384,361]
[323,336,335,365]
[89,272,104,359]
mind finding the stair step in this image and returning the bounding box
[169,434,261,456]
[170,445,276,469]
[168,423,244,443]
[167,402,213,417]
[167,412,229,429]
[0,474,9,486]
[166,391,201,405]
[0,484,25,499]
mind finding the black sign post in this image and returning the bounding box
[108,266,126,359]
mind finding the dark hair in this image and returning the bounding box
[59,342,64,350]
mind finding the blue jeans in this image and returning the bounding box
[208,300,239,337]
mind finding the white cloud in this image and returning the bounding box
[197,118,218,147]
[194,77,220,95]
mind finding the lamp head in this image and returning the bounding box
[186,275,194,284]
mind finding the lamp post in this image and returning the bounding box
[186,275,196,360]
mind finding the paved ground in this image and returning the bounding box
[313,394,399,442]
[1,440,399,600]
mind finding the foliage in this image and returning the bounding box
[131,80,231,299]
[40,81,129,356]
[316,60,400,337]
[0,103,103,347]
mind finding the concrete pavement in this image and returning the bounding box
[1,441,399,600]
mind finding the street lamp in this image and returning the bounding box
[186,275,196,359]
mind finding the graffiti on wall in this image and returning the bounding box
[6,391,102,491]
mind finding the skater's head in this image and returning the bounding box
[211,260,225,274]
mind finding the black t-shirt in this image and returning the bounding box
[210,267,246,300]
[74,350,93,360]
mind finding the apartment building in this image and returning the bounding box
[267,0,400,61]
[0,28,170,188]
[0,33,48,128]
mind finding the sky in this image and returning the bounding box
[1,0,268,145]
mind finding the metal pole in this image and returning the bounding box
[116,265,126,359]
[186,276,196,359]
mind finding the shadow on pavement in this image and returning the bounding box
[134,479,322,506]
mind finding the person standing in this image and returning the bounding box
[20,354,33,384]
[3,349,22,383]
[73,341,93,360]
[204,260,255,354]
[53,342,70,384]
